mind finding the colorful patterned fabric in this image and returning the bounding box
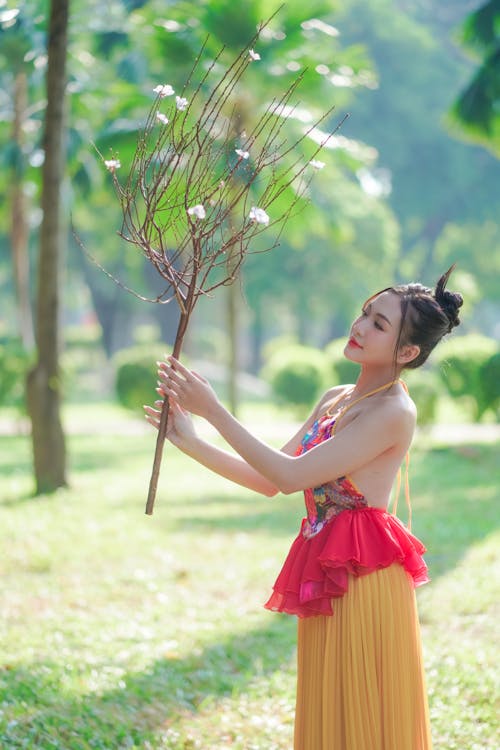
[296,414,367,539]
[264,407,429,618]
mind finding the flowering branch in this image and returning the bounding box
[99,17,347,514]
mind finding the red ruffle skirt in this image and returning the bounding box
[264,507,429,618]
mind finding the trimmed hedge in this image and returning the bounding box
[0,339,32,411]
[435,334,499,420]
[324,337,360,386]
[262,344,328,412]
[479,351,500,417]
[114,345,166,411]
[404,368,442,427]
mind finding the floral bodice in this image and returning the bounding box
[296,413,367,539]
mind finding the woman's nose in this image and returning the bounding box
[352,317,363,335]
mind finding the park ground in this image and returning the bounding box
[0,401,499,749]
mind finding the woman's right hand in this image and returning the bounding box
[143,398,197,450]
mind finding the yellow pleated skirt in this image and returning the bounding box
[294,563,432,750]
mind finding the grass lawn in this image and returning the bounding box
[0,402,498,749]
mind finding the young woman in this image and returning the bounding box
[145,266,463,750]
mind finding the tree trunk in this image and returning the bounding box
[11,71,34,350]
[77,250,133,356]
[26,0,68,493]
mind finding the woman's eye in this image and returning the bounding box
[374,321,383,330]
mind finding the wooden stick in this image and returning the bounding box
[145,312,188,515]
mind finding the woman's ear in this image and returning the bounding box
[397,344,420,365]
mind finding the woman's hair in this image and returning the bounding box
[370,265,464,370]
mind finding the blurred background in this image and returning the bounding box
[0,0,499,478]
[1,3,499,749]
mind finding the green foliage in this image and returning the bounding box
[114,345,164,411]
[434,220,500,307]
[404,368,442,427]
[450,0,500,156]
[1,0,498,387]
[0,338,31,410]
[262,343,328,411]
[435,334,499,420]
[324,337,360,386]
[479,350,500,416]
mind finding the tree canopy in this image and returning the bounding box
[450,0,500,157]
[0,0,498,375]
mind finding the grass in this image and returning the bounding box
[0,401,499,749]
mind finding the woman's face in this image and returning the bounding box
[344,291,403,367]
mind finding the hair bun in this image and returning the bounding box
[434,265,463,332]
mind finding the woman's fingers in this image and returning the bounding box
[191,369,209,384]
[167,355,190,376]
[143,404,160,429]
[157,361,185,390]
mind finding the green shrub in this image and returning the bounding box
[114,345,166,411]
[435,334,498,420]
[0,339,32,411]
[324,337,360,386]
[479,351,500,417]
[403,368,442,427]
[65,323,102,350]
[262,344,328,412]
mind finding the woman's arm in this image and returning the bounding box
[144,399,279,497]
[146,368,345,497]
[173,435,282,497]
[160,358,414,494]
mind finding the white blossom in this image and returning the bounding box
[153,84,175,98]
[249,49,261,61]
[309,159,325,170]
[187,204,206,220]
[249,206,269,225]
[104,159,121,172]
[156,112,169,125]
[176,96,189,111]
[235,148,250,159]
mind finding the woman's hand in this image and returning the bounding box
[156,356,221,421]
[143,397,197,450]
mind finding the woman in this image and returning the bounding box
[145,266,463,750]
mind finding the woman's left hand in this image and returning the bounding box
[157,356,220,420]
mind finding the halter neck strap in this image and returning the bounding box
[331,378,400,435]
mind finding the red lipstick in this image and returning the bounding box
[348,337,362,349]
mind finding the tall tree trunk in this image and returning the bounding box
[26,0,68,493]
[11,71,34,350]
[76,247,133,357]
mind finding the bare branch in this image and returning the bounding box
[85,18,347,514]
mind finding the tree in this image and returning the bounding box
[0,5,45,349]
[106,0,374,407]
[333,0,500,284]
[450,0,500,157]
[26,0,69,493]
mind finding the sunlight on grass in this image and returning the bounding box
[0,404,498,749]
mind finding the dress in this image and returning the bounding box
[264,404,433,749]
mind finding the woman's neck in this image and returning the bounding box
[351,366,402,399]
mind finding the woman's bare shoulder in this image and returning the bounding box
[320,384,354,409]
[377,386,417,431]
